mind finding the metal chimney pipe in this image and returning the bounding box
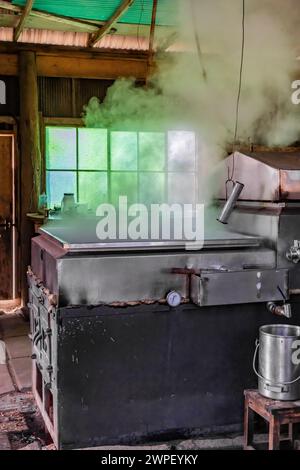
[217,181,244,224]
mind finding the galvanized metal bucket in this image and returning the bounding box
[253,324,300,401]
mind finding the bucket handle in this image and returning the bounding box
[253,339,300,386]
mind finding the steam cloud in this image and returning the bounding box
[83,0,300,202]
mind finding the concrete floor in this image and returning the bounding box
[0,312,31,396]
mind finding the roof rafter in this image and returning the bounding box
[88,0,134,48]
[14,0,34,42]
[0,0,100,33]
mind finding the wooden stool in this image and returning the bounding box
[244,389,300,450]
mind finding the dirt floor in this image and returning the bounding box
[0,311,55,450]
[0,391,54,450]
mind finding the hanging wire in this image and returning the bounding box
[190,0,207,82]
[228,0,246,187]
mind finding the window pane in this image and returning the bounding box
[111,132,138,171]
[46,127,76,169]
[168,131,196,172]
[46,171,77,208]
[139,173,165,205]
[78,172,108,211]
[168,173,196,205]
[139,132,165,171]
[111,172,138,207]
[78,128,107,170]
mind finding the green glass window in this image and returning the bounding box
[78,172,108,211]
[46,171,77,207]
[168,131,196,172]
[111,172,138,207]
[78,128,108,170]
[111,132,138,171]
[139,132,165,171]
[46,127,198,210]
[46,127,76,170]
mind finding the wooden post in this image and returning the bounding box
[19,50,41,303]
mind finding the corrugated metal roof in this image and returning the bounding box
[12,0,178,26]
[0,26,153,49]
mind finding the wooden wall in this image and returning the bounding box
[0,43,150,304]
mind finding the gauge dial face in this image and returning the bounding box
[166,291,181,307]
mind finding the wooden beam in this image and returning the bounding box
[0,116,16,125]
[14,0,34,42]
[19,51,41,302]
[36,54,149,79]
[0,42,158,79]
[0,0,100,34]
[0,54,18,75]
[43,117,84,126]
[0,51,150,79]
[88,0,134,48]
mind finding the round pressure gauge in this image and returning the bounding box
[166,291,182,308]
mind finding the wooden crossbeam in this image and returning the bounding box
[0,0,99,34]
[88,0,134,48]
[14,0,34,42]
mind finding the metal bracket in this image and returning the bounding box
[286,240,300,264]
[267,302,292,319]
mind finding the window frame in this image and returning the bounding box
[44,122,199,209]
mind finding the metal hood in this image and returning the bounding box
[218,151,300,202]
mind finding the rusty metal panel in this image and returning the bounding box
[38,77,112,117]
[38,77,72,117]
[75,78,113,117]
[280,170,300,200]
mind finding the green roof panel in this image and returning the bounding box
[12,0,178,26]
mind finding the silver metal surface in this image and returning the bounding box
[218,151,300,202]
[190,269,289,307]
[217,181,244,224]
[31,234,276,307]
[39,224,262,252]
[257,324,300,400]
